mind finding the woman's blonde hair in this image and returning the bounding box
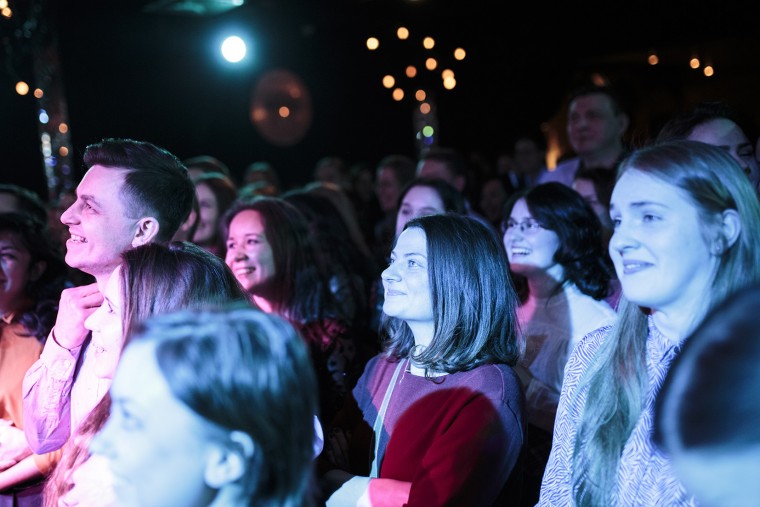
[571,140,760,506]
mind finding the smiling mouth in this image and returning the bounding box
[235,267,255,275]
[69,233,87,243]
[510,247,531,256]
[621,261,651,274]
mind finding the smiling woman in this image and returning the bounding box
[539,140,760,506]
[319,213,525,507]
[502,182,616,505]
[222,196,374,428]
[0,212,66,504]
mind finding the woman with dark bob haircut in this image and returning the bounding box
[320,213,525,507]
[502,182,617,505]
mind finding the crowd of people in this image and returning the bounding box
[1,84,760,507]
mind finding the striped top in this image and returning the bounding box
[538,318,698,506]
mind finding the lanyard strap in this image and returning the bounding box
[370,358,406,478]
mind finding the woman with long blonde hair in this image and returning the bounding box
[539,140,760,506]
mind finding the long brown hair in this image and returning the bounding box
[43,242,248,506]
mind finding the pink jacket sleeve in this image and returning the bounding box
[22,331,82,454]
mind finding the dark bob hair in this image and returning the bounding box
[383,213,521,375]
[503,182,612,301]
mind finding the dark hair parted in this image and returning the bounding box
[396,176,466,214]
[382,213,521,374]
[222,196,339,325]
[133,306,318,507]
[503,183,612,301]
[0,212,67,340]
[83,138,195,242]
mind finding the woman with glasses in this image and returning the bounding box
[502,182,616,506]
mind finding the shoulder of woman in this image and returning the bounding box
[564,325,614,383]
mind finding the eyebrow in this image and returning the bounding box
[609,200,669,212]
[389,251,427,259]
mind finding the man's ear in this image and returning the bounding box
[204,430,255,488]
[131,217,160,247]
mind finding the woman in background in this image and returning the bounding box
[502,183,616,506]
[393,177,465,238]
[224,197,371,427]
[191,172,238,258]
[0,213,66,505]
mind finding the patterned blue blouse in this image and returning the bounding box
[538,318,698,506]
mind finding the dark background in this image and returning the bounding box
[3,0,760,200]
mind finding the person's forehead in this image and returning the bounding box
[571,93,614,112]
[690,118,749,145]
[404,185,444,205]
[78,165,129,194]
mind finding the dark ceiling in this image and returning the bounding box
[3,0,760,197]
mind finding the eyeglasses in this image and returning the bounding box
[503,219,544,234]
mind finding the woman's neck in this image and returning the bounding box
[406,321,450,377]
[408,321,435,349]
[251,295,273,314]
[651,307,704,346]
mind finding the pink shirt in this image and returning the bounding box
[22,332,111,454]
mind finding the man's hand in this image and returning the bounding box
[52,283,103,350]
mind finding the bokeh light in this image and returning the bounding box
[221,36,246,63]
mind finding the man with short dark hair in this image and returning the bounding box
[23,138,195,454]
[538,84,630,187]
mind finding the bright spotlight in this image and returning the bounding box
[221,36,246,63]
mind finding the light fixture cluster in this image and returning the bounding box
[366,26,465,106]
[647,50,715,77]
[366,26,466,150]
